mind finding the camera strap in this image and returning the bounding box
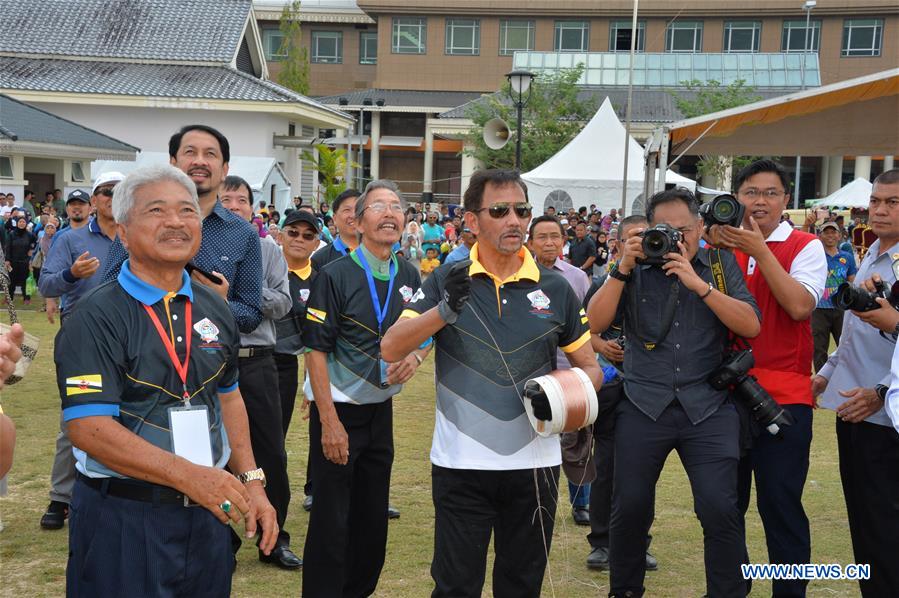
[627,273,681,351]
[709,248,729,295]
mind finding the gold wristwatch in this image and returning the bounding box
[237,468,266,487]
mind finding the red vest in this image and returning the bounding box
[735,230,816,406]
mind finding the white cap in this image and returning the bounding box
[92,171,125,195]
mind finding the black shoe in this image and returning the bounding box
[259,545,303,570]
[586,546,610,570]
[302,495,313,512]
[572,506,590,526]
[387,504,400,519]
[645,550,658,571]
[40,501,68,530]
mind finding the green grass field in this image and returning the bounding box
[0,305,861,597]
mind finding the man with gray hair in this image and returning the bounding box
[301,179,429,597]
[57,164,277,597]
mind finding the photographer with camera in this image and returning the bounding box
[587,188,760,597]
[813,168,899,597]
[707,159,826,598]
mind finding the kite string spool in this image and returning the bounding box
[524,368,598,437]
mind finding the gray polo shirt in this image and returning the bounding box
[620,247,760,425]
[239,235,291,347]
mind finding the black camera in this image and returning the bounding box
[699,194,746,229]
[708,350,795,436]
[832,279,899,312]
[638,223,683,266]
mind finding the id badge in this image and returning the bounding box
[168,405,214,467]
[379,358,390,388]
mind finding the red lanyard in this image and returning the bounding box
[143,300,193,403]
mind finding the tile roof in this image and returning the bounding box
[0,0,251,63]
[0,94,138,153]
[439,86,795,122]
[316,88,486,110]
[0,57,348,118]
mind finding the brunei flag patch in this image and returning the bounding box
[65,375,103,396]
[306,308,327,324]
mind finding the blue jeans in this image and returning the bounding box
[568,480,590,508]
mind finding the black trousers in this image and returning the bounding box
[273,352,299,436]
[431,464,560,598]
[588,379,653,551]
[610,399,744,598]
[837,417,899,597]
[8,260,29,300]
[737,404,812,598]
[811,309,844,372]
[238,353,291,549]
[303,399,394,598]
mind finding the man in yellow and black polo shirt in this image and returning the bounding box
[382,169,602,597]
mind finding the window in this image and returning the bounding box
[360,31,378,64]
[842,18,883,57]
[554,20,589,52]
[392,17,427,54]
[312,31,342,63]
[666,20,703,53]
[724,21,761,53]
[782,20,821,52]
[262,28,286,61]
[0,157,11,179]
[609,19,645,52]
[445,19,480,55]
[499,19,535,55]
[71,161,85,182]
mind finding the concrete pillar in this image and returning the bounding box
[422,126,434,200]
[460,142,482,198]
[854,155,872,181]
[339,128,352,187]
[370,112,381,180]
[818,156,829,199]
[883,155,895,171]
[827,155,843,194]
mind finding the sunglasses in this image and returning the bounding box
[475,202,533,219]
[95,187,115,197]
[284,229,318,241]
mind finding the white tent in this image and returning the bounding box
[810,177,873,209]
[92,152,294,212]
[521,97,695,216]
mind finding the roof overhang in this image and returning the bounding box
[0,139,137,161]
[663,68,899,156]
[237,10,270,79]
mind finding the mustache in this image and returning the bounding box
[188,167,211,176]
[159,231,191,242]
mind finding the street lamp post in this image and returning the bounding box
[795,0,816,208]
[506,70,535,171]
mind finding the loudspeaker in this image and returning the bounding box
[483,118,511,150]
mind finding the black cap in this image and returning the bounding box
[282,210,321,232]
[66,189,90,204]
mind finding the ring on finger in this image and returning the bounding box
[220,499,232,513]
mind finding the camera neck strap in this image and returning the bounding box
[627,272,681,351]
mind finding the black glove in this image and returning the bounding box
[524,385,552,421]
[438,259,471,323]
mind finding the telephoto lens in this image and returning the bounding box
[638,223,683,266]
[699,194,746,229]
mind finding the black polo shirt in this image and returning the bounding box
[275,264,316,355]
[403,244,590,471]
[56,260,240,479]
[303,251,421,405]
[568,235,596,268]
[310,237,351,271]
[620,247,760,425]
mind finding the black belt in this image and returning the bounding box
[238,346,273,358]
[77,473,198,506]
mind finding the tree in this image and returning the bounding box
[276,0,310,95]
[463,66,597,172]
[302,144,358,207]
[669,80,763,187]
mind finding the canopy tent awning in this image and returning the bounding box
[666,68,899,157]
[810,177,873,209]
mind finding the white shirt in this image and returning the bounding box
[887,340,899,434]
[745,221,826,303]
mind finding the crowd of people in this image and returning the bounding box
[1,120,898,598]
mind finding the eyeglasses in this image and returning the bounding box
[474,202,533,219]
[362,202,405,214]
[739,188,785,199]
[95,187,115,197]
[284,229,318,241]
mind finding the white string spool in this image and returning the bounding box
[523,367,599,437]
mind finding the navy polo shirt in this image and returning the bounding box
[56,260,240,479]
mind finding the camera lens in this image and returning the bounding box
[713,198,736,220]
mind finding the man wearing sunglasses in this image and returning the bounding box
[382,169,601,597]
[36,171,123,531]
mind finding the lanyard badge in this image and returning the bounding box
[354,248,396,388]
